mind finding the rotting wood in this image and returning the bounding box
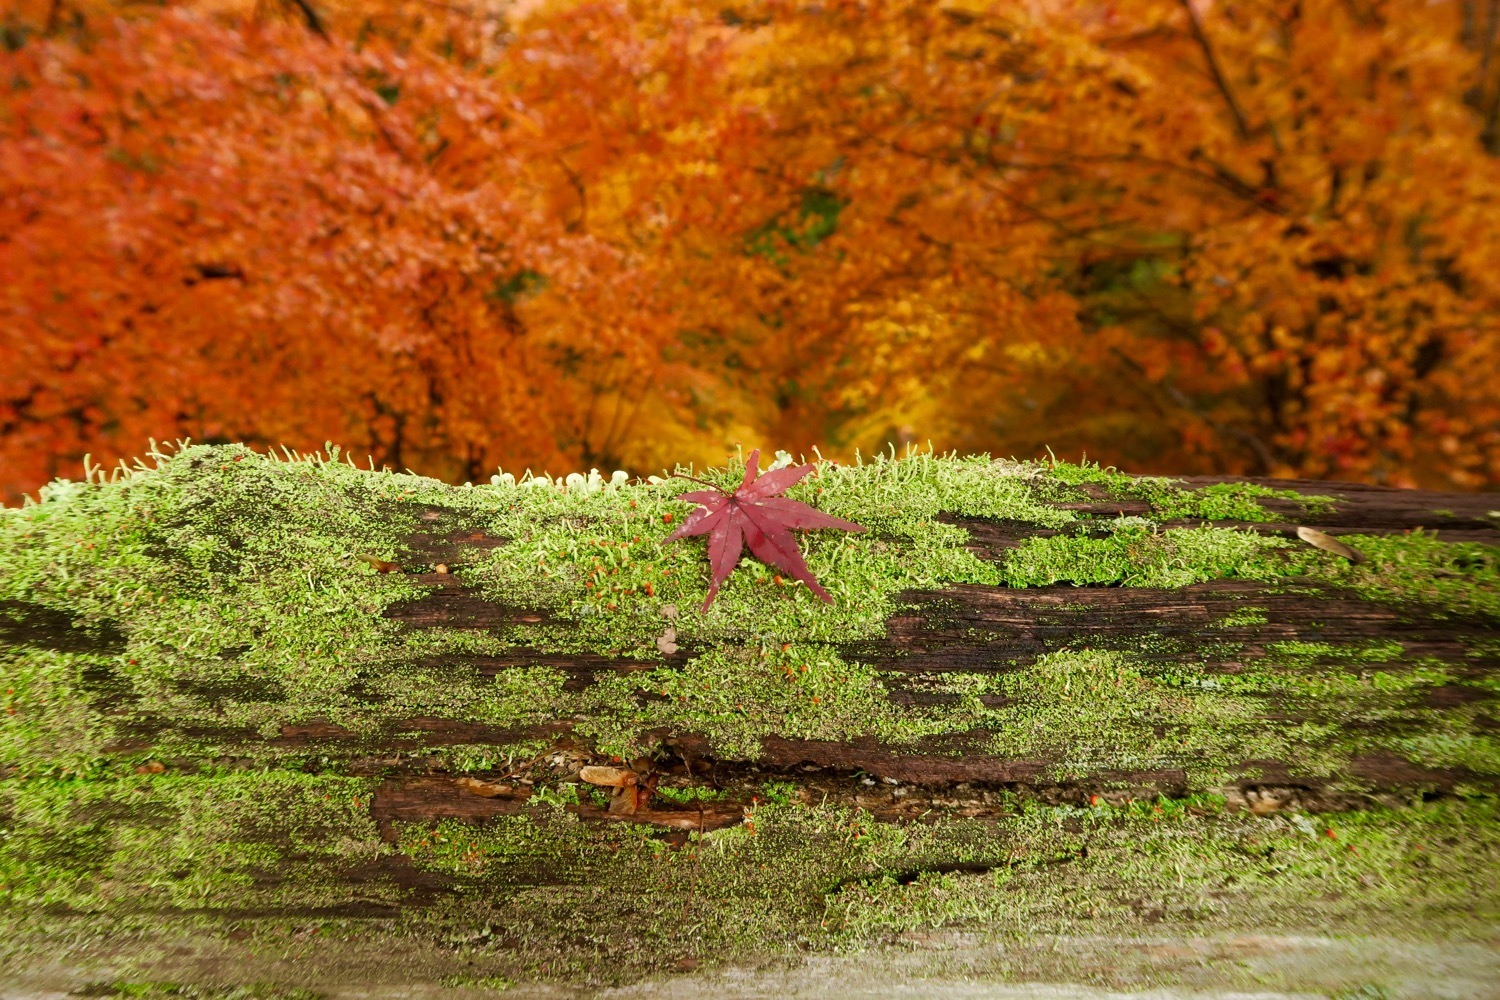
[136,476,1500,818]
[46,584,1495,806]
[844,581,1494,672]
[3,451,1497,993]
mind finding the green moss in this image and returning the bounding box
[1262,639,1405,669]
[528,783,580,809]
[1000,523,1289,588]
[75,984,321,1000]
[971,644,1485,782]
[1149,481,1335,521]
[421,740,553,776]
[1391,731,1500,773]
[470,448,1041,650]
[1279,531,1500,621]
[824,796,1498,943]
[4,773,1494,989]
[653,784,725,804]
[575,639,1036,759]
[578,647,893,758]
[1215,606,1269,627]
[1042,459,1336,520]
[385,794,1500,983]
[758,780,799,805]
[0,770,384,911]
[998,523,1498,623]
[562,635,1491,780]
[438,975,514,992]
[976,650,1255,781]
[0,442,1494,784]
[1,439,1497,976]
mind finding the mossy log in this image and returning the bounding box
[1,444,1497,995]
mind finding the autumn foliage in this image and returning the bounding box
[665,449,865,610]
[2,0,1497,502]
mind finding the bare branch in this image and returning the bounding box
[1178,0,1252,141]
[282,0,328,37]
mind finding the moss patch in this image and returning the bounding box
[999,522,1288,588]
[1043,458,1336,520]
[0,770,384,912]
[388,793,1500,985]
[0,442,1496,775]
[0,441,1496,989]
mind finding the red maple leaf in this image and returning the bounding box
[665,449,865,611]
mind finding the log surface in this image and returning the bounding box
[1,448,1496,994]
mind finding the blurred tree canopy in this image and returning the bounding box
[3,0,1497,501]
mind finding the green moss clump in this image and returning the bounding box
[390,795,1500,984]
[1,441,1495,785]
[578,647,895,758]
[1000,523,1289,588]
[1215,606,1270,627]
[1043,459,1335,520]
[0,442,1497,990]
[0,770,385,912]
[1279,531,1500,621]
[999,523,1498,623]
[70,984,320,1000]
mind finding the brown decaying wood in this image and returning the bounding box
[343,479,1500,838]
[26,483,1467,839]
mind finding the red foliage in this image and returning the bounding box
[665,450,864,610]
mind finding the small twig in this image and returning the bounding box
[282,0,328,37]
[1178,0,1252,140]
[495,745,554,783]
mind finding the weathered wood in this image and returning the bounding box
[343,481,1500,807]
[2,447,1496,993]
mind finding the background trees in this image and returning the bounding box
[3,0,1496,503]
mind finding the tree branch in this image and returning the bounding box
[1178,0,1252,141]
[282,0,328,37]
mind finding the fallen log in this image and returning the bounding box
[0,443,1495,994]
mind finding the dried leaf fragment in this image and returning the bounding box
[580,765,653,815]
[357,554,401,573]
[579,765,636,788]
[456,777,518,798]
[1244,788,1286,815]
[1296,526,1366,564]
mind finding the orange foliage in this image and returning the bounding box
[2,0,1497,502]
[1,5,551,492]
[1034,0,1500,487]
[0,0,762,494]
[730,0,1500,486]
